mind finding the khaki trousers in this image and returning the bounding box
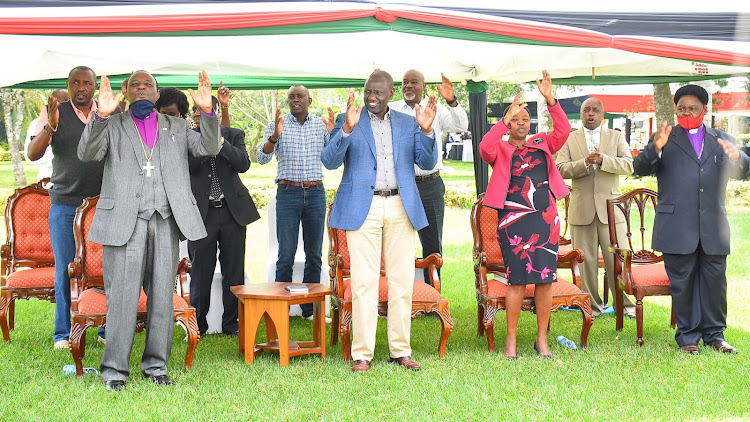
[347,195,415,362]
[570,217,635,316]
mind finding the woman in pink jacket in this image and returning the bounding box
[479,70,571,360]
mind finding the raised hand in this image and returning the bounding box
[536,69,555,105]
[653,121,672,153]
[272,108,284,139]
[322,107,335,133]
[718,138,740,160]
[503,92,528,126]
[436,73,455,104]
[96,75,123,117]
[415,95,438,134]
[187,70,213,113]
[342,91,363,134]
[217,81,230,107]
[47,95,60,129]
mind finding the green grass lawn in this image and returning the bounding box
[2,201,750,420]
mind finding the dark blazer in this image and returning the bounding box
[634,125,750,255]
[189,125,259,227]
[322,110,436,231]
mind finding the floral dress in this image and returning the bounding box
[497,147,560,285]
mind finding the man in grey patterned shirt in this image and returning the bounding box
[257,85,333,318]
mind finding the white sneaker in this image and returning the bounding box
[303,315,332,324]
[53,340,70,350]
[97,336,106,346]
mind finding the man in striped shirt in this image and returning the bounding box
[257,85,334,318]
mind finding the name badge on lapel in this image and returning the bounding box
[533,138,544,145]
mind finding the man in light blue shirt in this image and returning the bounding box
[257,85,333,318]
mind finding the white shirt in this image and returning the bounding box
[389,98,468,176]
[24,117,54,181]
[585,127,601,152]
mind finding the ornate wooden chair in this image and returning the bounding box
[1,179,55,342]
[67,196,200,377]
[470,194,593,351]
[557,188,609,306]
[327,207,453,361]
[606,188,674,346]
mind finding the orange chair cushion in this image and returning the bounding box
[486,277,584,298]
[630,263,670,287]
[5,267,55,288]
[342,276,443,302]
[77,289,190,315]
[10,192,53,261]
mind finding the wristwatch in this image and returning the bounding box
[268,136,278,144]
[447,97,458,106]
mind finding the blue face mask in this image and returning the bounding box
[130,100,155,119]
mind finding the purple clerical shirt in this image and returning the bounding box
[685,125,705,162]
[131,108,215,149]
[132,109,159,148]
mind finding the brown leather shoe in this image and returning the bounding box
[390,356,421,371]
[712,341,739,354]
[351,360,370,372]
[679,344,699,355]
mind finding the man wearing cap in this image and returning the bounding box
[634,84,750,355]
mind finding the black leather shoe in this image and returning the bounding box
[105,380,125,391]
[145,374,175,386]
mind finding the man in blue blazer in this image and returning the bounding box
[634,84,750,355]
[322,70,437,372]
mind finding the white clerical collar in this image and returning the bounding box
[688,128,700,134]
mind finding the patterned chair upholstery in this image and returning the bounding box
[67,196,200,377]
[606,188,674,346]
[327,206,453,361]
[470,194,594,351]
[557,188,610,306]
[1,179,55,342]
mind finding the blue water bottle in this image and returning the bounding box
[556,335,578,350]
[62,365,100,376]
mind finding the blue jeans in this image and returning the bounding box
[275,184,326,316]
[49,204,104,342]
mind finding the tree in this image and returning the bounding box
[653,83,675,128]
[0,89,27,186]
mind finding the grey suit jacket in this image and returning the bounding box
[634,125,750,255]
[78,110,220,246]
[556,127,634,225]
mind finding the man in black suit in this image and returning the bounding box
[634,84,750,355]
[188,97,260,335]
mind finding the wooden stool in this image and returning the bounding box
[231,283,331,366]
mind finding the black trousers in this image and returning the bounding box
[663,242,727,347]
[416,176,445,281]
[188,204,246,335]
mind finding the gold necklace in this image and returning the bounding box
[133,120,159,177]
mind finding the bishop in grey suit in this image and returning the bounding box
[78,70,220,390]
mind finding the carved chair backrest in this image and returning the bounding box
[470,194,504,270]
[72,196,104,293]
[3,180,53,275]
[606,188,662,265]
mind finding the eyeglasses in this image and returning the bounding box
[676,105,703,114]
[364,89,387,98]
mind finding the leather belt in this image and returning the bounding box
[277,179,322,188]
[374,188,399,197]
[415,171,440,183]
[209,198,224,208]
